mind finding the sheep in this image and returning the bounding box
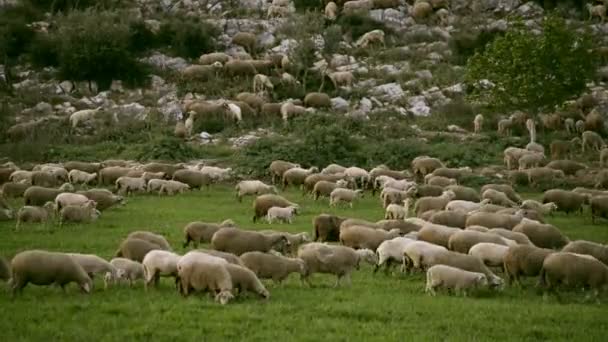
[481,189,518,208]
[199,166,232,182]
[381,187,418,209]
[141,250,181,289]
[115,238,162,262]
[77,189,124,211]
[98,166,131,186]
[600,147,608,167]
[194,249,245,267]
[488,228,534,246]
[303,92,331,108]
[425,265,489,296]
[252,74,273,93]
[480,184,521,204]
[23,185,69,206]
[549,140,574,160]
[497,117,513,136]
[235,180,277,202]
[342,166,370,189]
[69,107,102,128]
[67,253,117,289]
[425,176,456,188]
[269,160,300,184]
[430,167,472,181]
[355,29,385,48]
[417,223,462,248]
[177,258,234,304]
[172,170,211,190]
[414,190,455,217]
[63,161,102,174]
[313,214,346,242]
[266,205,298,224]
[240,251,307,284]
[339,225,401,251]
[562,240,608,265]
[471,113,484,133]
[1,182,29,198]
[546,159,587,176]
[590,195,608,223]
[224,263,269,299]
[465,211,525,230]
[597,169,608,189]
[539,252,608,295]
[375,237,416,274]
[343,0,373,14]
[127,231,172,251]
[312,180,342,200]
[232,32,257,53]
[411,157,444,179]
[15,201,56,230]
[115,176,146,196]
[448,230,514,254]
[503,147,533,170]
[542,189,588,214]
[329,188,363,208]
[385,199,412,220]
[9,170,33,184]
[159,180,190,195]
[322,164,347,175]
[445,199,490,214]
[142,162,184,178]
[587,3,606,22]
[325,1,338,20]
[9,250,93,296]
[526,167,565,188]
[327,71,354,89]
[199,52,231,65]
[107,258,144,286]
[59,201,100,225]
[182,220,235,248]
[512,219,569,249]
[180,62,222,81]
[68,169,97,186]
[31,171,62,187]
[282,166,319,189]
[280,101,308,122]
[582,130,606,152]
[429,210,467,228]
[412,1,433,20]
[223,59,257,78]
[517,152,546,170]
[521,200,558,216]
[252,194,299,223]
[502,245,553,285]
[297,243,377,287]
[468,243,510,269]
[54,193,91,211]
[211,227,289,256]
[259,231,311,256]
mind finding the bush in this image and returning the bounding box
[157,18,219,59]
[465,14,598,113]
[25,0,123,12]
[29,33,59,68]
[293,0,324,11]
[54,10,149,90]
[0,6,37,85]
[450,28,504,65]
[136,137,203,162]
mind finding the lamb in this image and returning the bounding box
[481,189,518,208]
[240,251,307,284]
[67,253,117,289]
[417,223,462,248]
[542,189,588,214]
[539,252,608,294]
[425,265,489,296]
[114,238,162,262]
[59,201,100,225]
[268,160,300,184]
[211,227,290,255]
[582,130,606,152]
[127,231,172,251]
[107,258,144,286]
[282,166,319,189]
[325,1,338,20]
[385,199,411,220]
[172,169,211,190]
[177,258,234,304]
[590,195,608,223]
[497,117,513,136]
[304,92,331,108]
[297,243,377,287]
[266,205,298,224]
[142,250,181,289]
[313,214,346,242]
[183,219,235,248]
[235,180,277,202]
[232,32,257,53]
[199,52,232,65]
[587,3,606,22]
[480,184,521,204]
[159,180,190,195]
[448,230,514,254]
[329,188,363,208]
[327,71,354,88]
[512,218,569,249]
[465,211,525,230]
[68,169,97,186]
[9,250,93,296]
[421,250,504,286]
[15,201,56,230]
[375,237,417,274]
[339,225,401,251]
[77,189,124,211]
[488,228,534,246]
[429,210,467,228]
[521,199,558,216]
[55,193,91,211]
[414,190,455,217]
[445,199,490,214]
[252,194,299,223]
[562,240,608,265]
[115,176,146,195]
[224,263,269,299]
[69,107,102,128]
[473,114,484,133]
[252,74,273,93]
[355,29,385,48]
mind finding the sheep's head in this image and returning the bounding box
[43,201,57,213]
[220,219,236,227]
[215,290,234,305]
[544,202,558,212]
[442,190,456,200]
[355,249,378,268]
[476,274,489,288]
[59,183,75,192]
[273,235,290,254]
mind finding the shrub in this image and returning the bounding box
[465,15,598,113]
[29,33,59,68]
[293,0,325,11]
[157,18,219,59]
[136,137,203,161]
[450,28,504,65]
[0,6,37,85]
[25,0,123,12]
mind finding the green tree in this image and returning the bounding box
[465,14,598,113]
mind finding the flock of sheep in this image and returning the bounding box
[1,135,608,303]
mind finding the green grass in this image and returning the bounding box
[1,185,608,341]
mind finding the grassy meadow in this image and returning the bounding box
[1,185,608,341]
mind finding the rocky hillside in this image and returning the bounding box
[0,0,607,172]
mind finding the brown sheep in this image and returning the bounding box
[211,227,289,256]
[512,219,569,249]
[545,160,587,176]
[268,160,300,185]
[339,225,401,251]
[303,173,344,195]
[443,185,480,202]
[97,166,132,186]
[224,60,257,78]
[417,224,462,248]
[183,220,236,248]
[1,182,29,198]
[503,245,554,285]
[562,240,608,265]
[549,140,574,160]
[590,195,608,223]
[542,189,588,214]
[480,184,521,204]
[429,210,467,228]
[448,230,514,254]
[252,194,299,223]
[304,92,331,108]
[63,161,102,174]
[172,169,212,190]
[115,238,162,262]
[313,214,346,242]
[465,212,525,230]
[236,92,265,113]
[539,252,608,294]
[127,231,172,251]
[232,32,257,53]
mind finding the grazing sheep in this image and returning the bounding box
[426,175,457,188]
[539,252,608,294]
[412,1,433,20]
[177,258,234,304]
[429,210,467,228]
[562,240,608,265]
[181,62,222,81]
[448,230,514,254]
[67,253,117,289]
[63,161,102,174]
[70,107,102,128]
[468,243,510,268]
[15,201,56,230]
[240,251,307,284]
[1,182,29,198]
[422,249,503,286]
[322,163,347,175]
[325,1,338,20]
[195,249,245,267]
[269,160,300,184]
[480,184,521,204]
[343,0,373,13]
[473,114,484,133]
[546,160,587,176]
[443,185,480,203]
[107,258,144,286]
[158,180,190,195]
[414,190,455,217]
[232,32,257,53]
[115,238,162,262]
[127,231,172,251]
[487,228,533,245]
[224,59,257,78]
[304,92,331,108]
[252,74,273,93]
[10,250,93,296]
[199,52,231,65]
[549,139,575,160]
[517,152,546,170]
[385,199,411,220]
[252,194,299,223]
[312,180,340,200]
[115,176,146,196]
[98,166,131,186]
[235,180,277,202]
[503,245,553,285]
[259,231,311,256]
[401,240,448,272]
[59,201,100,225]
[313,214,346,242]
[172,170,212,190]
[425,265,489,296]
[211,227,289,255]
[445,199,490,214]
[339,225,401,251]
[431,167,472,181]
[142,250,181,289]
[542,189,588,214]
[282,166,319,189]
[266,205,298,224]
[31,171,61,187]
[22,184,70,206]
[355,29,385,48]
[375,237,416,274]
[330,188,363,208]
[521,200,558,216]
[600,147,608,167]
[465,211,525,230]
[77,189,123,211]
[9,170,33,184]
[327,71,354,88]
[526,167,565,188]
[68,170,97,186]
[381,187,417,209]
[297,243,377,287]
[481,189,518,208]
[512,219,569,249]
[54,193,91,211]
[183,219,235,248]
[590,195,608,223]
[343,166,370,189]
[582,130,606,152]
[417,223,462,248]
[412,157,444,179]
[224,263,269,299]
[280,101,308,122]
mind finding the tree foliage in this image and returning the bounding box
[465,15,598,113]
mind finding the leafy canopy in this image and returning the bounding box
[465,14,598,113]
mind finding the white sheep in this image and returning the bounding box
[106,258,144,286]
[445,199,490,214]
[280,101,307,123]
[235,180,277,202]
[468,243,510,268]
[355,29,385,48]
[329,188,363,208]
[343,0,373,14]
[9,170,33,184]
[327,71,354,88]
[115,176,146,196]
[199,166,232,181]
[564,118,575,134]
[375,237,417,274]
[325,1,338,20]
[473,114,484,133]
[385,198,411,220]
[55,193,91,211]
[142,250,182,290]
[344,166,370,189]
[266,205,298,224]
[382,178,416,192]
[402,241,448,273]
[68,169,97,186]
[253,74,274,93]
[221,102,243,123]
[281,72,300,85]
[70,107,102,128]
[159,180,190,195]
[147,179,171,193]
[425,264,489,296]
[520,199,558,216]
